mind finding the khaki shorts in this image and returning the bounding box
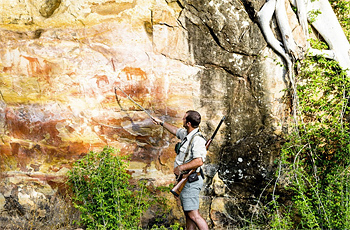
[180,176,203,211]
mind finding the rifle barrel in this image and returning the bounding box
[209,116,225,140]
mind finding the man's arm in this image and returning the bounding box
[174,135,207,175]
[174,158,203,175]
[152,117,178,136]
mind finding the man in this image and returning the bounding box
[152,110,209,230]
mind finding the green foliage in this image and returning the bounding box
[270,55,350,229]
[296,56,350,176]
[67,146,151,230]
[268,195,293,230]
[265,1,350,226]
[308,9,322,23]
[309,38,329,50]
[151,223,183,230]
[330,0,350,40]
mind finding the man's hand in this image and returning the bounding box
[151,116,178,135]
[151,116,162,126]
[174,165,182,176]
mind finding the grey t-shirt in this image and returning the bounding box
[174,128,207,169]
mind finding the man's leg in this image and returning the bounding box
[185,211,197,230]
[184,210,209,230]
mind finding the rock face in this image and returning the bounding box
[0,0,295,228]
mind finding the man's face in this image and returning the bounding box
[182,113,188,128]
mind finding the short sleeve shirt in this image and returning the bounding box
[174,128,207,169]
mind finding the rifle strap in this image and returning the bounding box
[182,131,206,175]
[182,131,200,164]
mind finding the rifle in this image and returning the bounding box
[170,116,226,196]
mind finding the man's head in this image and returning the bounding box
[183,110,201,128]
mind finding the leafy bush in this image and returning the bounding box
[270,56,350,229]
[67,146,151,229]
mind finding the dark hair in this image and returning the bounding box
[185,110,201,128]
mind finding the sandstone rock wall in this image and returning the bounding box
[0,0,295,228]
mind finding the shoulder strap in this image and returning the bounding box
[182,131,202,164]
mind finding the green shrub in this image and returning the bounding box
[270,56,350,229]
[67,146,151,230]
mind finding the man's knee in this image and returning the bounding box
[186,210,202,221]
[186,210,209,230]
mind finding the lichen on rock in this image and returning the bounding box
[39,0,62,18]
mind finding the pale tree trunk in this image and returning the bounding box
[258,0,350,76]
[307,0,350,76]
